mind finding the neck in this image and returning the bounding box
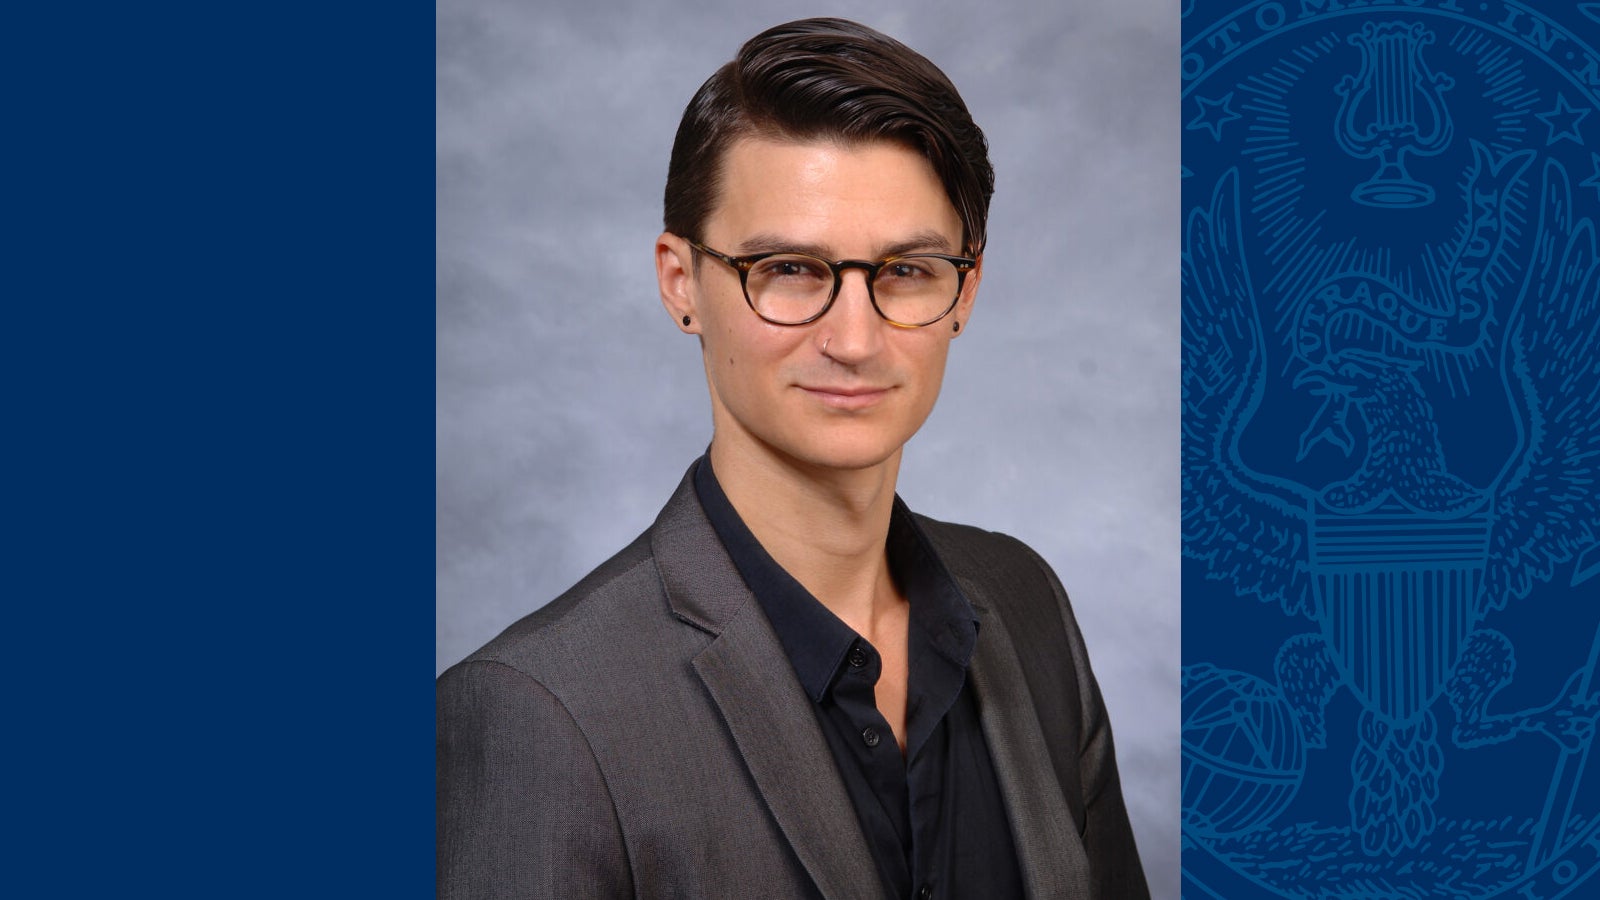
[709,437,904,635]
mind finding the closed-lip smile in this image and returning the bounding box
[798,383,893,410]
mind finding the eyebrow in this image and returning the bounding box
[732,229,958,259]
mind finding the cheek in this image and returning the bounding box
[696,301,746,371]
[911,335,953,372]
[703,320,797,384]
[909,341,955,405]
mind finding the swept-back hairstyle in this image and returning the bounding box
[663,18,995,256]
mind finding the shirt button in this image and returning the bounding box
[918,886,932,900]
[861,727,881,748]
[848,646,868,667]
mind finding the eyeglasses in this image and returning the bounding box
[688,239,976,328]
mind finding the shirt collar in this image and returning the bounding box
[692,454,979,702]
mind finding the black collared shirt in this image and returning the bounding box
[694,457,1024,900]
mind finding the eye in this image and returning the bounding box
[879,258,940,282]
[751,256,829,282]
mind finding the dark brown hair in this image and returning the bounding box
[663,18,995,256]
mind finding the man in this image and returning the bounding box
[438,18,1148,899]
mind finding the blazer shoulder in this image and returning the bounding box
[912,514,1066,608]
[441,528,665,683]
[913,514,1038,562]
[912,512,1098,707]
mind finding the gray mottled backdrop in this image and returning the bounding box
[437,1,1177,896]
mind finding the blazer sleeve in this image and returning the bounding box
[437,659,632,899]
[1023,542,1150,900]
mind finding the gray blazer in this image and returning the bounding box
[437,468,1148,899]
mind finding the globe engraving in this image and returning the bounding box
[1182,665,1307,838]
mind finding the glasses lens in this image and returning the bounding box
[872,256,962,326]
[742,253,964,326]
[746,255,834,324]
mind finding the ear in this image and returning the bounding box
[656,232,700,334]
[950,252,982,336]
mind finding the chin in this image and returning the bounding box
[771,426,913,474]
[791,448,896,473]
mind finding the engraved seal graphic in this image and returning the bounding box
[1182,3,1600,897]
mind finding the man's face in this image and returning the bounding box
[657,136,980,475]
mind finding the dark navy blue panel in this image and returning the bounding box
[1183,2,1600,897]
[12,3,434,895]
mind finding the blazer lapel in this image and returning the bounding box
[968,598,1093,898]
[651,471,879,900]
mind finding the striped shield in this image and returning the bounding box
[1309,495,1493,725]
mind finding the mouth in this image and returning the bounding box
[796,384,894,411]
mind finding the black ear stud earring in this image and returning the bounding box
[952,321,961,333]
[682,315,691,326]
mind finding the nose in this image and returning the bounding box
[817,269,885,362]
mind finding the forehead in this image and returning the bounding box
[705,136,962,253]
